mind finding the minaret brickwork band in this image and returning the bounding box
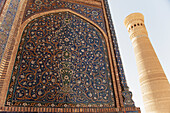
[124,13,170,113]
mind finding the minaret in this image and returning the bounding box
[124,13,170,113]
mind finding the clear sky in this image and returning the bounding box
[108,0,170,113]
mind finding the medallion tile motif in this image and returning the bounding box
[5,12,115,108]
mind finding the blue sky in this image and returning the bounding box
[108,0,170,113]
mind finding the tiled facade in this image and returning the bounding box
[6,12,115,108]
[0,0,140,112]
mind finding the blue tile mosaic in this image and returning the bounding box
[23,0,106,32]
[5,12,115,108]
[1,0,137,110]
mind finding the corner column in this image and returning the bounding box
[124,13,170,113]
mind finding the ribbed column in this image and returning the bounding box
[124,13,170,113]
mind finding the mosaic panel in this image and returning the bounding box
[23,0,106,32]
[5,12,115,108]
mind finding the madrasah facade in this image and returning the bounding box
[0,0,169,112]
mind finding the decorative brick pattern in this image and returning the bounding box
[0,0,27,106]
[124,13,170,113]
[103,0,135,107]
[0,106,140,112]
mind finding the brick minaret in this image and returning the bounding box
[124,13,170,113]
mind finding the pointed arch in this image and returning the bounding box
[21,9,108,42]
[4,9,118,107]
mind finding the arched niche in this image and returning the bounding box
[5,10,116,108]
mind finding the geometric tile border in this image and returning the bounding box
[0,106,141,112]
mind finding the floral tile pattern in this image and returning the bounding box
[23,0,106,32]
[5,12,115,107]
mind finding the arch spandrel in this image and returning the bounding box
[22,0,106,32]
[5,11,116,108]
